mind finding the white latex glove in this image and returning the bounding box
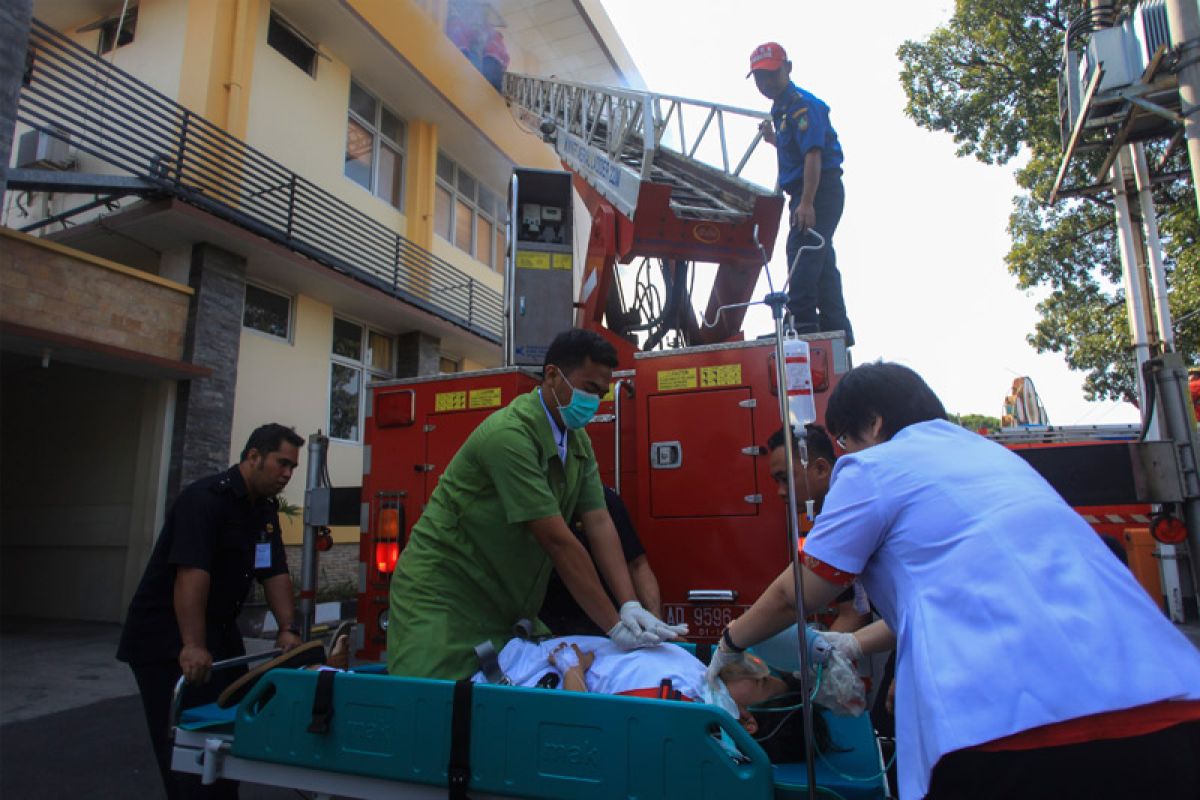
[820,630,863,662]
[705,638,745,686]
[619,600,689,641]
[607,619,660,650]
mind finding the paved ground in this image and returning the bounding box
[0,618,313,799]
[2,616,1199,799]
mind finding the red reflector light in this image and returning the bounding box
[374,501,403,574]
[375,540,399,573]
[1151,515,1187,545]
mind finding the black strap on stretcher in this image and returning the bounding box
[448,679,473,800]
[307,669,336,734]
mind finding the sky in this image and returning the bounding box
[597,0,1142,425]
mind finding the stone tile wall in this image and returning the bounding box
[0,230,191,361]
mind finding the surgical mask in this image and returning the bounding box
[550,367,600,429]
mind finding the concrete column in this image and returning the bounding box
[122,379,176,607]
[168,243,247,501]
[395,330,441,377]
[0,0,32,205]
[405,120,439,250]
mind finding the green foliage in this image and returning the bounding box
[949,412,1003,432]
[898,0,1200,403]
[276,497,301,519]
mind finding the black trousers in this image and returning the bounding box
[129,657,246,800]
[785,169,854,347]
[925,720,1200,800]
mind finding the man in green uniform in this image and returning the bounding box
[388,329,686,678]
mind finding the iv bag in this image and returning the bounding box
[783,338,816,427]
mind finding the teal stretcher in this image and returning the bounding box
[175,666,889,799]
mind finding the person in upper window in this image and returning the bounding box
[750,41,854,347]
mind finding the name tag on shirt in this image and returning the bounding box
[255,542,271,569]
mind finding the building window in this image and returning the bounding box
[435,152,505,270]
[439,356,460,374]
[329,317,395,442]
[345,81,406,210]
[98,8,137,54]
[267,13,317,76]
[242,284,291,340]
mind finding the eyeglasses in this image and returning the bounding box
[835,433,848,451]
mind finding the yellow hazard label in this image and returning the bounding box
[469,387,502,409]
[700,364,742,387]
[516,251,551,270]
[434,391,467,412]
[552,253,573,271]
[657,367,698,392]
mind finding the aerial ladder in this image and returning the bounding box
[503,73,785,363]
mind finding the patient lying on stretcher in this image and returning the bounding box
[469,635,864,756]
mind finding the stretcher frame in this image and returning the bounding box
[170,664,890,800]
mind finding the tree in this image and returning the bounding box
[949,412,1003,432]
[897,0,1199,404]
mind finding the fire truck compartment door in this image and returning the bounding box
[648,387,757,518]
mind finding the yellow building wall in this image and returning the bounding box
[345,0,562,173]
[432,237,504,292]
[70,0,189,101]
[231,293,365,545]
[241,4,409,238]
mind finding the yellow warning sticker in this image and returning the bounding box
[469,387,502,409]
[516,251,551,270]
[434,391,467,412]
[552,253,573,271]
[657,367,698,392]
[700,364,742,387]
[601,385,615,401]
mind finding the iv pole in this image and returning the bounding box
[702,225,826,800]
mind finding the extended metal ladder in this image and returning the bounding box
[503,74,778,223]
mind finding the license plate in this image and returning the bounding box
[663,604,749,641]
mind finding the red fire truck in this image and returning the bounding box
[354,74,1193,660]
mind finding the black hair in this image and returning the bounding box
[751,676,835,761]
[824,361,947,443]
[542,328,619,373]
[767,424,837,465]
[240,423,304,461]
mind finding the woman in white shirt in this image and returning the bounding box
[709,361,1200,800]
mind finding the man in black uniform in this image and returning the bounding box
[540,487,663,635]
[117,423,305,799]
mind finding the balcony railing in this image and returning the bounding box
[17,18,502,343]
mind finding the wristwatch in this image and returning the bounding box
[721,627,746,653]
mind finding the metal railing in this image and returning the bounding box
[17,19,502,342]
[504,72,776,222]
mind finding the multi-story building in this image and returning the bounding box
[0,0,641,622]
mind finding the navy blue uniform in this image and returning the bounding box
[771,82,853,346]
[118,465,289,800]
